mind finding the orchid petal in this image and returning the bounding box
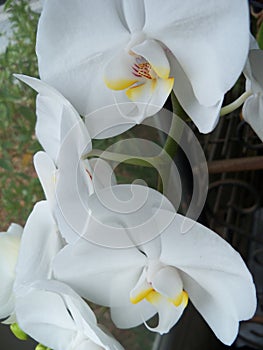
[15,75,92,162]
[79,184,175,248]
[130,268,152,304]
[14,74,67,104]
[243,36,259,84]
[169,53,222,133]
[111,270,156,327]
[126,77,173,118]
[104,51,138,91]
[143,0,249,106]
[0,224,22,319]
[54,143,93,243]
[14,201,63,289]
[55,182,174,247]
[111,301,155,329]
[181,272,239,345]
[37,0,129,73]
[35,94,63,162]
[151,266,183,300]
[36,0,130,117]
[84,102,138,139]
[33,151,57,207]
[16,288,76,350]
[242,94,263,141]
[16,280,123,350]
[159,214,256,344]
[122,0,145,33]
[132,39,170,79]
[53,241,146,307]
[89,158,117,191]
[139,237,162,260]
[53,103,93,243]
[144,293,186,334]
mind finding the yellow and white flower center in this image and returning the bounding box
[132,57,156,80]
[104,49,174,105]
[130,286,188,309]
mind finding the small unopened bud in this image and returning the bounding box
[35,344,46,350]
[35,344,51,350]
[10,323,28,341]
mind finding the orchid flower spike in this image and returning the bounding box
[243,47,263,141]
[53,193,257,346]
[0,223,22,323]
[6,201,124,350]
[36,0,250,138]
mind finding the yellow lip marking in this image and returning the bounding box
[131,287,189,308]
[170,290,189,308]
[151,66,170,80]
[126,82,146,101]
[150,79,157,93]
[130,287,154,304]
[104,78,138,91]
[164,77,175,93]
[145,290,162,305]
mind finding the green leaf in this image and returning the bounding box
[4,0,13,11]
[257,21,263,50]
[0,158,13,171]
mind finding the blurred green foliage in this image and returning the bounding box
[0,0,42,228]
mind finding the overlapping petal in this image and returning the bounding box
[34,151,57,208]
[15,74,92,164]
[243,49,263,141]
[14,201,64,290]
[54,241,146,306]
[168,52,222,133]
[16,280,124,350]
[143,0,249,106]
[16,76,116,242]
[0,224,22,320]
[64,184,175,247]
[243,93,263,141]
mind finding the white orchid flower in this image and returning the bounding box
[36,0,249,138]
[10,201,123,350]
[0,223,22,322]
[242,48,263,141]
[53,198,256,346]
[15,75,116,242]
[16,280,124,350]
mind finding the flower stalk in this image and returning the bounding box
[220,90,252,116]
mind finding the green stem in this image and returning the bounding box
[157,92,188,192]
[162,92,187,158]
[220,90,252,116]
[84,149,160,168]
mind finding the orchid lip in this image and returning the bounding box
[130,286,189,309]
